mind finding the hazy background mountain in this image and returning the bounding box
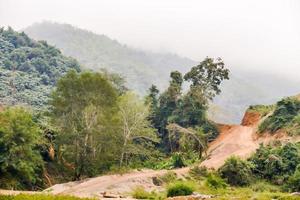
[24,22,300,123]
[24,22,194,95]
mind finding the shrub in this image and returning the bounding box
[159,171,177,183]
[131,186,156,199]
[249,143,300,184]
[248,105,274,117]
[171,153,186,168]
[205,173,227,189]
[0,107,44,189]
[189,166,208,180]
[286,164,300,192]
[258,97,300,133]
[219,156,253,186]
[167,182,194,197]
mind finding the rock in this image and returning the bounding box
[167,193,214,200]
[102,191,122,198]
[291,192,300,196]
[152,176,163,186]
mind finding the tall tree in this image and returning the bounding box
[184,57,229,103]
[118,92,158,167]
[145,84,160,126]
[157,71,183,134]
[0,107,43,189]
[50,70,119,179]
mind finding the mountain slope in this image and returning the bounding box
[24,22,300,123]
[0,27,81,109]
[24,22,194,95]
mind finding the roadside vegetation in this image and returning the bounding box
[258,97,300,135]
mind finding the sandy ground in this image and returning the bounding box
[200,124,257,169]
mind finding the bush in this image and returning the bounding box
[286,164,300,192]
[189,166,208,180]
[248,105,274,117]
[249,143,300,184]
[159,171,177,183]
[205,173,227,189]
[258,98,300,133]
[171,153,186,168]
[167,182,194,197]
[219,156,253,186]
[131,186,156,199]
[0,107,44,190]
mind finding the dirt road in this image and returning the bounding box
[201,124,257,169]
[45,122,260,198]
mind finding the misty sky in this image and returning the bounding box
[0,0,299,79]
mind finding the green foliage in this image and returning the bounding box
[167,182,194,197]
[286,164,300,192]
[0,194,94,200]
[205,173,227,189]
[249,143,300,184]
[0,107,44,190]
[259,97,300,134]
[0,27,80,110]
[50,70,119,179]
[250,180,280,193]
[131,186,159,199]
[189,166,209,180]
[183,57,230,101]
[159,171,178,183]
[219,156,253,186]
[117,92,158,167]
[146,57,229,154]
[247,104,274,117]
[171,153,186,168]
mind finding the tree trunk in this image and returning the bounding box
[119,138,127,167]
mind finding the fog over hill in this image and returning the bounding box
[24,22,300,123]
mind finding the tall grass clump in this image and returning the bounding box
[167,181,195,197]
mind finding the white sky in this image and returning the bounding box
[0,0,300,79]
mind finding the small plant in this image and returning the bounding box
[167,181,194,197]
[258,97,300,134]
[189,166,208,180]
[171,153,186,168]
[131,186,157,199]
[205,173,227,189]
[285,164,300,192]
[248,105,274,117]
[219,156,253,186]
[159,171,177,183]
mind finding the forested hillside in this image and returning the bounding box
[24,22,300,123]
[0,29,230,189]
[0,27,81,109]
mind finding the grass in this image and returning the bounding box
[131,186,164,200]
[0,194,94,200]
[167,181,195,197]
[159,171,177,184]
[195,183,298,200]
[247,105,274,117]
